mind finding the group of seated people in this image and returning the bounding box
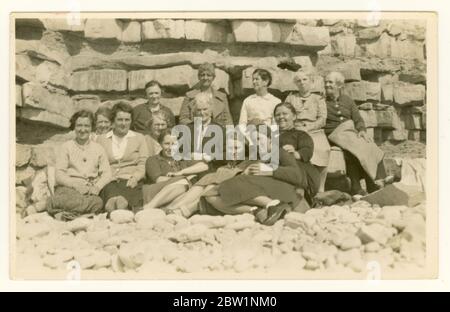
[46,62,387,225]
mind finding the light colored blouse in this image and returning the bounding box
[285,92,327,131]
[55,139,112,191]
[97,130,149,181]
[239,93,281,126]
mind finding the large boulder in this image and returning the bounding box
[128,65,196,92]
[231,20,259,42]
[362,183,425,207]
[42,18,86,32]
[68,51,213,72]
[84,19,122,41]
[141,19,185,40]
[30,144,56,167]
[359,110,377,128]
[16,144,32,167]
[365,32,425,60]
[343,81,381,102]
[16,54,38,82]
[281,24,330,49]
[331,34,357,57]
[119,20,142,43]
[375,109,398,129]
[17,108,70,128]
[128,65,230,94]
[392,82,425,106]
[22,82,74,120]
[16,166,36,186]
[72,95,101,113]
[316,56,361,81]
[69,70,128,92]
[402,113,423,130]
[185,20,227,43]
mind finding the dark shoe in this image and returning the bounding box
[264,203,290,226]
[254,208,268,224]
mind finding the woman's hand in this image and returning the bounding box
[246,163,273,176]
[283,144,296,154]
[283,145,301,160]
[126,176,139,188]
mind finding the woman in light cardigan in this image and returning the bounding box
[97,102,149,212]
[46,110,112,221]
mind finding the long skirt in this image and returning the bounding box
[46,186,103,221]
[308,129,331,167]
[218,175,300,207]
[100,179,143,211]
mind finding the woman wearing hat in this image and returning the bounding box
[179,62,233,127]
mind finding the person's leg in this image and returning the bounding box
[343,151,364,195]
[244,196,277,208]
[47,186,103,220]
[205,196,256,215]
[144,184,188,209]
[316,166,328,193]
[170,185,218,217]
[171,185,205,207]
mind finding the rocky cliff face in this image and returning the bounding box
[14,18,427,215]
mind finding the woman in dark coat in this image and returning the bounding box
[274,102,321,203]
[205,123,308,225]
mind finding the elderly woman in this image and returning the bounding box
[274,102,321,202]
[284,69,331,193]
[46,110,112,221]
[97,102,149,212]
[324,71,386,195]
[143,129,209,210]
[179,62,233,127]
[144,110,171,157]
[239,68,281,126]
[131,80,176,134]
[205,124,308,225]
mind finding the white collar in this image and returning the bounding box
[106,130,136,139]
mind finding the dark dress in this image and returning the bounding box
[142,153,202,204]
[279,128,321,201]
[217,149,306,207]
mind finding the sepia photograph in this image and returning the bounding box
[10,11,438,281]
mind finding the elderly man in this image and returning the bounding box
[324,72,385,196]
[179,62,233,127]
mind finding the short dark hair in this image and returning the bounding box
[157,129,174,145]
[69,110,95,131]
[144,80,163,91]
[111,101,133,122]
[274,102,297,117]
[253,68,272,87]
[94,106,112,123]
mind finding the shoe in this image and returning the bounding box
[264,203,290,226]
[254,208,268,224]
